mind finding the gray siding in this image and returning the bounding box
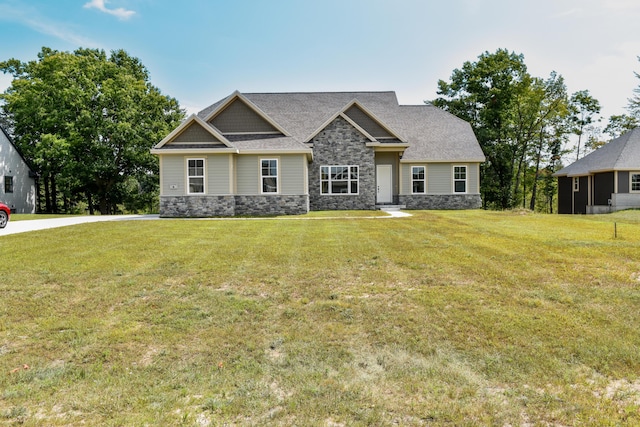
[280,155,307,195]
[236,155,260,194]
[427,164,451,194]
[236,154,306,195]
[209,98,279,134]
[160,155,186,196]
[173,122,221,143]
[344,105,393,138]
[401,163,480,195]
[467,163,479,193]
[208,155,231,194]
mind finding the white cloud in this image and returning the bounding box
[0,3,100,47]
[83,0,136,21]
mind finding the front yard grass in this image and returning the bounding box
[1,210,639,425]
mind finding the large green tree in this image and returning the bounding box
[433,49,531,209]
[0,47,184,214]
[433,49,573,211]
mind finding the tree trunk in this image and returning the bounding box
[44,174,51,214]
[51,175,58,213]
[87,192,94,215]
[529,136,545,211]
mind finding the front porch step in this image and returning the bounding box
[376,204,406,211]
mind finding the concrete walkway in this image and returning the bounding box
[0,210,412,236]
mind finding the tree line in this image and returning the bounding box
[2,47,639,214]
[0,47,184,214]
[433,49,640,212]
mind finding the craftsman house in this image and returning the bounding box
[151,91,485,217]
[0,125,36,214]
[555,127,640,214]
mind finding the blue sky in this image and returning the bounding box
[1,0,639,120]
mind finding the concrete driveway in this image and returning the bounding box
[0,210,412,237]
[0,214,159,236]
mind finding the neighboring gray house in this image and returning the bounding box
[555,127,640,214]
[151,91,485,217]
[0,125,36,213]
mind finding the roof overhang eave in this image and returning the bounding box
[400,157,486,163]
[151,148,239,155]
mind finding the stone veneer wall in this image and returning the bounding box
[398,194,482,210]
[309,116,376,211]
[234,195,308,216]
[159,195,308,217]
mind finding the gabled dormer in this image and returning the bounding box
[306,100,408,149]
[151,115,236,154]
[204,91,288,136]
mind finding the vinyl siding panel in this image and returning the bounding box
[467,163,479,193]
[173,122,221,143]
[428,164,451,194]
[210,98,279,134]
[160,155,185,196]
[236,155,260,195]
[401,163,480,194]
[280,154,306,194]
[208,155,231,194]
[344,105,393,138]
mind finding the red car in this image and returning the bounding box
[0,202,10,228]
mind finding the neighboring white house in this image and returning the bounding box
[151,91,486,217]
[0,125,36,213]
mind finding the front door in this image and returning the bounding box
[376,165,393,204]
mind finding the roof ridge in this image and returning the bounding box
[243,90,397,95]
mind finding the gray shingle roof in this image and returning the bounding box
[554,127,640,176]
[196,91,484,161]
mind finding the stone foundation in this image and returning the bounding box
[234,195,309,216]
[160,195,309,217]
[398,194,482,210]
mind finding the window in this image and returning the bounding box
[453,166,467,193]
[573,177,579,192]
[411,166,426,194]
[631,173,640,192]
[320,165,359,195]
[261,159,278,193]
[187,158,205,194]
[4,176,13,193]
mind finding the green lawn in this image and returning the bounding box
[1,210,639,426]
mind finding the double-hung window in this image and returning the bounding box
[573,177,579,192]
[187,158,205,194]
[261,159,278,193]
[411,166,426,194]
[320,165,359,195]
[453,165,467,193]
[4,176,13,193]
[631,173,640,192]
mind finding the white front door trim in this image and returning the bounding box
[376,164,393,204]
